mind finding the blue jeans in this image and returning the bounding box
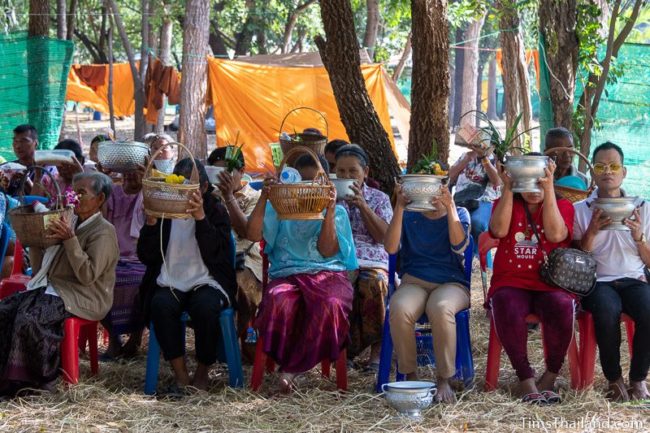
[469,201,492,252]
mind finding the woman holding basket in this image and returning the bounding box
[246,149,358,392]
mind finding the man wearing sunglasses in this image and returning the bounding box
[574,141,650,402]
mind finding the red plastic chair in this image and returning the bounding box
[61,317,100,384]
[478,232,581,391]
[576,311,635,390]
[250,241,348,391]
[0,240,31,299]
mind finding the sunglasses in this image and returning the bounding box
[593,162,623,175]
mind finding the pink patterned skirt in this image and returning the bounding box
[255,271,353,374]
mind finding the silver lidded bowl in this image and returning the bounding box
[592,197,637,230]
[401,174,446,212]
[505,155,549,193]
[382,381,437,420]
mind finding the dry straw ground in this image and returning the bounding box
[0,263,648,433]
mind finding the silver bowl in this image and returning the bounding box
[592,197,637,230]
[505,155,549,193]
[98,141,150,173]
[382,381,437,420]
[331,178,356,200]
[401,174,445,212]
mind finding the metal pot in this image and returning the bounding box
[98,141,150,173]
[592,197,637,230]
[382,381,437,420]
[401,174,445,212]
[331,178,356,200]
[505,155,549,193]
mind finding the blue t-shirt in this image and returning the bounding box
[399,208,470,287]
[263,204,358,280]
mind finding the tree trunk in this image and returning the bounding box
[498,1,531,146]
[28,0,50,143]
[29,0,49,36]
[256,29,267,54]
[98,6,107,57]
[451,27,464,127]
[487,56,497,120]
[139,0,150,137]
[539,0,578,130]
[460,12,486,126]
[108,0,145,140]
[235,0,256,56]
[409,0,450,166]
[178,0,210,159]
[392,32,411,82]
[57,0,66,39]
[282,0,317,54]
[363,0,380,59]
[475,57,485,124]
[107,23,116,136]
[66,0,77,40]
[315,0,400,193]
[156,18,173,134]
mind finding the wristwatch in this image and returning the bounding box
[635,233,646,244]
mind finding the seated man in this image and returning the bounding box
[575,141,650,401]
[545,127,589,190]
[5,125,38,195]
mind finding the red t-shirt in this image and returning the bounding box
[488,197,574,298]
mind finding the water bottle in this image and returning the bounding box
[280,132,292,142]
[244,327,257,344]
[280,167,301,184]
[32,201,49,213]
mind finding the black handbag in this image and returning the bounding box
[453,183,485,212]
[524,206,597,297]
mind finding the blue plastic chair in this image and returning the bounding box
[376,236,475,392]
[144,234,244,394]
[248,181,263,191]
[0,222,11,272]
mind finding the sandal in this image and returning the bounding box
[540,390,561,404]
[522,392,548,405]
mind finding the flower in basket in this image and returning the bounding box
[64,189,80,207]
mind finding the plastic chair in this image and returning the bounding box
[0,222,12,276]
[478,232,499,300]
[0,239,31,299]
[479,232,581,391]
[21,195,49,205]
[250,240,348,391]
[376,236,475,392]
[576,311,635,390]
[61,317,99,384]
[143,234,244,394]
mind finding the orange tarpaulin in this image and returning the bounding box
[495,49,540,89]
[207,57,395,174]
[65,63,136,116]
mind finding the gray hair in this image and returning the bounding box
[72,172,113,201]
[141,133,175,146]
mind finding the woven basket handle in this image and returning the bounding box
[145,141,200,184]
[543,147,595,190]
[276,145,328,185]
[16,165,63,209]
[279,107,329,139]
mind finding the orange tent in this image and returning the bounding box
[65,63,136,116]
[207,57,395,174]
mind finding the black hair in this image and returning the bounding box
[13,124,38,140]
[335,143,368,168]
[56,139,85,164]
[303,127,324,137]
[174,158,209,186]
[324,139,348,155]
[207,146,245,167]
[592,141,624,164]
[294,153,330,174]
[545,127,574,146]
[525,151,543,157]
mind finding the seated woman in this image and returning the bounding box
[334,144,392,370]
[143,133,175,174]
[31,139,84,206]
[385,183,471,404]
[294,153,329,181]
[101,168,147,359]
[0,172,119,396]
[246,171,357,391]
[137,159,236,392]
[488,157,575,404]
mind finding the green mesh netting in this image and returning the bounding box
[0,32,74,160]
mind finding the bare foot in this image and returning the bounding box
[279,372,296,393]
[519,377,540,397]
[436,377,456,404]
[629,380,650,401]
[536,370,558,392]
[405,372,418,381]
[192,364,211,391]
[606,377,629,402]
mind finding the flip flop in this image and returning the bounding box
[522,392,548,405]
[541,390,561,404]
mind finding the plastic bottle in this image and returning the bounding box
[32,201,49,213]
[280,132,292,142]
[280,167,302,184]
[244,327,257,344]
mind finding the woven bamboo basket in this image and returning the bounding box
[142,142,200,219]
[9,166,75,249]
[268,146,332,220]
[278,107,328,157]
[544,147,595,203]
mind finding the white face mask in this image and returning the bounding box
[153,159,174,174]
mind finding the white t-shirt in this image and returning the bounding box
[574,189,649,282]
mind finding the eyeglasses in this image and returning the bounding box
[593,162,623,175]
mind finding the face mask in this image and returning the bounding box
[153,159,175,174]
